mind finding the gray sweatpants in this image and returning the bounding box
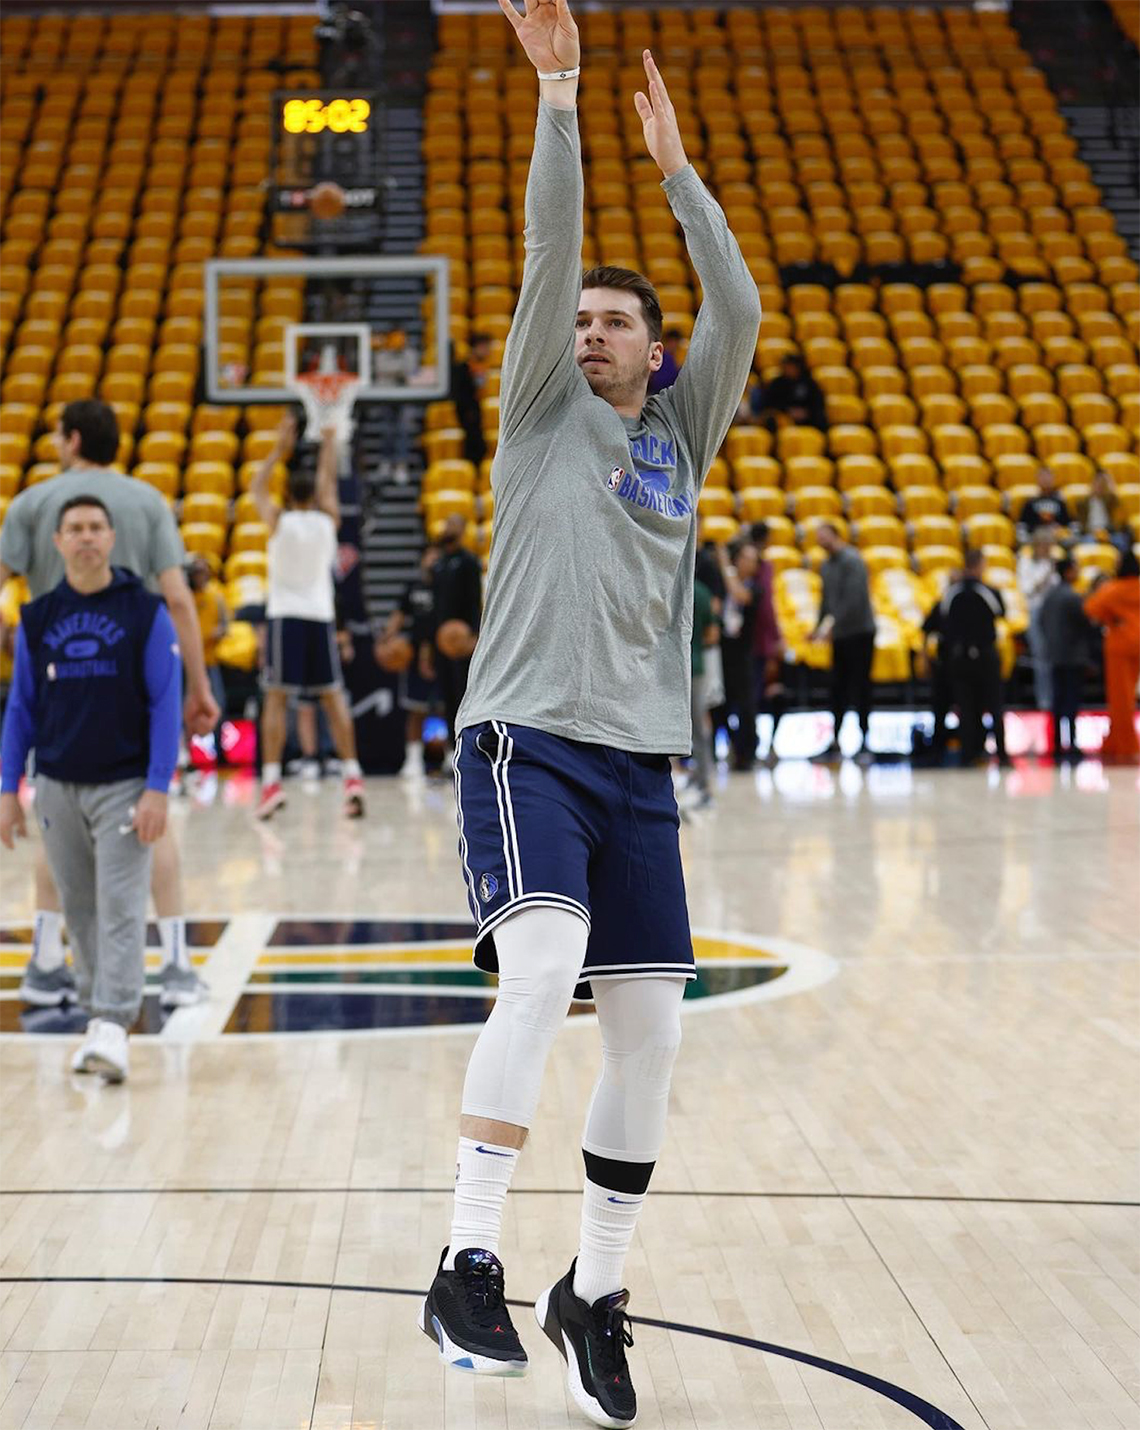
[35,775,152,1028]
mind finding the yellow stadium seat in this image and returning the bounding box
[1099,452,1140,485]
[847,486,897,520]
[132,462,180,499]
[856,515,907,549]
[913,546,962,576]
[1083,423,1131,460]
[180,522,226,560]
[862,545,911,574]
[961,514,1012,546]
[182,493,228,528]
[725,427,773,462]
[698,487,734,520]
[776,426,827,461]
[836,454,887,490]
[136,430,186,464]
[791,486,842,522]
[1034,423,1081,459]
[910,515,962,552]
[737,487,786,523]
[732,455,782,490]
[230,522,270,555]
[783,455,835,490]
[900,486,949,519]
[183,462,235,498]
[993,453,1043,490]
[879,425,928,460]
[699,514,740,546]
[890,453,940,488]
[1004,485,1045,521]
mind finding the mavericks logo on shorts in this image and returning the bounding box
[478,872,499,904]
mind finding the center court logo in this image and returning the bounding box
[230,920,841,1037]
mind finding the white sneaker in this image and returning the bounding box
[72,1019,129,1082]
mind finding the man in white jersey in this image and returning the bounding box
[252,417,365,820]
[419,4,761,1425]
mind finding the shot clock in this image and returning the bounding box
[271,89,383,248]
[282,96,372,135]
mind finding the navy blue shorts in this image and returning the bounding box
[454,720,695,1000]
[264,616,343,695]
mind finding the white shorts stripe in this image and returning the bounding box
[488,723,518,901]
[452,733,478,917]
[493,720,524,898]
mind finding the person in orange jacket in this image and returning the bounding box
[1083,549,1140,763]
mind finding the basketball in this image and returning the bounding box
[436,618,477,660]
[375,634,414,674]
[309,181,346,219]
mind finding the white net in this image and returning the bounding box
[288,371,361,443]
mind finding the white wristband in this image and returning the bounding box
[537,66,580,81]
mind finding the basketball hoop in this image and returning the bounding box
[288,371,361,443]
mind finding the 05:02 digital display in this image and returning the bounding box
[282,98,371,135]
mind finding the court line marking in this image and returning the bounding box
[159,912,276,1041]
[0,1187,1133,1207]
[0,1274,967,1430]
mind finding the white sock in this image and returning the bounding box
[158,915,189,972]
[33,911,65,972]
[343,758,362,779]
[263,762,281,785]
[445,1135,519,1267]
[573,1178,646,1305]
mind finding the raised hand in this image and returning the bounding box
[498,0,579,77]
[634,50,688,178]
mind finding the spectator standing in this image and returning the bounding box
[648,328,684,394]
[375,542,442,776]
[687,567,717,806]
[810,522,876,763]
[939,549,1011,767]
[1017,468,1070,540]
[1039,556,1093,764]
[0,398,213,1009]
[0,496,182,1081]
[450,334,491,468]
[374,328,420,483]
[186,553,229,731]
[432,513,483,751]
[718,540,759,771]
[1083,549,1140,765]
[253,417,366,820]
[750,353,826,432]
[1017,525,1059,711]
[750,522,786,766]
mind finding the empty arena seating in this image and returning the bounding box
[0,11,319,614]
[417,5,1139,678]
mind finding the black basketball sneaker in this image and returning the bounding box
[419,1247,528,1376]
[535,1258,637,1428]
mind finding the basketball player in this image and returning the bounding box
[419,4,761,1425]
[253,417,366,819]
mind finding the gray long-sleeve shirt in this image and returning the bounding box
[819,544,876,640]
[455,103,761,754]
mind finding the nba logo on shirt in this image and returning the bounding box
[607,466,625,491]
[479,872,498,903]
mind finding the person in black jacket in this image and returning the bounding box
[1039,556,1094,763]
[432,513,483,750]
[939,549,1012,767]
[749,354,827,432]
[1017,468,1071,541]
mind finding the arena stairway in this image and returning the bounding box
[1013,0,1140,260]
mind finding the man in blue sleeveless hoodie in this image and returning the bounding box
[0,496,182,1082]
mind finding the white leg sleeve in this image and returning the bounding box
[581,976,685,1164]
[459,906,587,1128]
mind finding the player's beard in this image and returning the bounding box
[581,351,648,408]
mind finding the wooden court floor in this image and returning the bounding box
[1,758,1137,1429]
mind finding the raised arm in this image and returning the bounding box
[495,0,584,444]
[252,416,294,533]
[315,426,340,525]
[640,53,762,482]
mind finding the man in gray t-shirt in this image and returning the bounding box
[0,399,217,1011]
[810,521,877,761]
[1,402,217,734]
[422,5,761,1416]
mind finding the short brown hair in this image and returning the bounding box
[580,266,663,344]
[60,400,119,466]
